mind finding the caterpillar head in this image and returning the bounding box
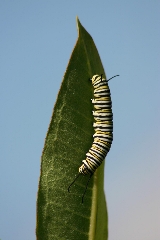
[79,164,87,175]
[79,162,92,175]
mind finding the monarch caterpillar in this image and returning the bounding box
[68,74,119,202]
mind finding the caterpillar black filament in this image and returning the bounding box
[68,74,119,202]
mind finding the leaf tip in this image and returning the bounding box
[76,15,79,22]
[76,16,82,27]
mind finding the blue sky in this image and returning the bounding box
[0,1,160,240]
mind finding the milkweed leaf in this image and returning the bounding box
[36,17,108,240]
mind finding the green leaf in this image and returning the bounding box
[36,17,108,240]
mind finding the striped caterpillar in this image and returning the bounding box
[68,74,119,202]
